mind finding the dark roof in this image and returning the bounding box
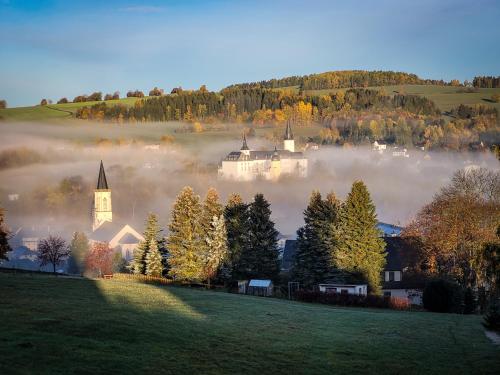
[383,237,407,271]
[119,233,142,245]
[241,134,249,151]
[281,240,297,270]
[223,149,305,161]
[96,160,109,190]
[284,121,294,140]
[383,273,428,290]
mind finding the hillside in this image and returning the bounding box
[1,273,499,374]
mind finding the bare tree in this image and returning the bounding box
[38,236,70,274]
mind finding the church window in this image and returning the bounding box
[103,197,107,211]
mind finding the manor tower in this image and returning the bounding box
[283,121,295,152]
[92,161,112,231]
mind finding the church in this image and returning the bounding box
[89,161,144,261]
[218,122,308,181]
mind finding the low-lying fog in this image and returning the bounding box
[1,121,498,237]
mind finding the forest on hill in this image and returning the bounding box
[224,70,454,91]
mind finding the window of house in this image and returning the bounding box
[384,291,391,297]
[341,289,348,295]
[389,271,395,282]
[325,287,337,294]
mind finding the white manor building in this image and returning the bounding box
[218,122,308,181]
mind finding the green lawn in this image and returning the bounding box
[1,273,498,374]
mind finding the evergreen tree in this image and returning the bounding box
[202,214,229,288]
[240,194,280,280]
[167,186,204,281]
[200,187,223,259]
[145,239,163,277]
[333,181,386,294]
[67,232,89,274]
[293,191,340,288]
[131,213,164,275]
[0,208,11,261]
[223,193,249,281]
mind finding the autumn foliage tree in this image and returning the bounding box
[0,207,11,261]
[38,236,70,273]
[404,168,500,295]
[85,242,114,277]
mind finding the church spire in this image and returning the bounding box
[284,121,294,140]
[241,133,249,151]
[96,160,109,190]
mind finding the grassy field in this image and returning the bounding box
[1,273,499,374]
[0,97,142,122]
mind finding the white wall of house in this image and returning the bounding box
[319,284,367,296]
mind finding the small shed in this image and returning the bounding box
[248,279,273,297]
[318,283,367,296]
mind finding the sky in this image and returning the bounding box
[0,0,499,107]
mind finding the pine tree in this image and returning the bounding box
[167,186,204,281]
[145,239,163,277]
[202,214,229,288]
[131,213,164,275]
[240,194,279,280]
[0,207,11,261]
[293,191,340,288]
[333,181,386,294]
[67,232,89,274]
[223,193,249,282]
[200,187,223,253]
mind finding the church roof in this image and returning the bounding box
[284,121,294,140]
[97,160,109,190]
[224,149,305,161]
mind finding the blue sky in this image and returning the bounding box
[1,0,499,107]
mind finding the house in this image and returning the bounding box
[377,222,403,237]
[318,282,367,296]
[372,140,387,153]
[218,122,308,181]
[247,279,274,296]
[382,237,425,305]
[392,147,410,158]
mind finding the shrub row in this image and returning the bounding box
[295,291,410,310]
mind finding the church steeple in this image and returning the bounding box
[240,133,250,156]
[96,160,109,189]
[92,161,112,231]
[283,121,295,152]
[284,120,294,140]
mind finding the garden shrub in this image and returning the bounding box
[483,301,500,332]
[423,279,463,313]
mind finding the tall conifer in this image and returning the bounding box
[240,194,279,280]
[334,181,386,294]
[167,186,204,281]
[67,232,89,274]
[132,213,163,275]
[202,214,229,288]
[145,239,163,277]
[224,193,249,281]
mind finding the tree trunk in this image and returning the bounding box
[53,263,56,274]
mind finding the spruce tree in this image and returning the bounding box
[145,239,163,277]
[240,193,279,280]
[132,213,164,275]
[0,208,11,261]
[202,214,229,288]
[223,193,249,281]
[293,191,340,288]
[67,232,89,274]
[334,181,386,294]
[167,186,204,281]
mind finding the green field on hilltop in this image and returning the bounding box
[304,84,500,112]
[0,97,143,122]
[1,273,499,374]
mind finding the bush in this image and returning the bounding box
[463,287,477,314]
[423,279,463,313]
[295,291,410,310]
[57,97,68,104]
[0,99,7,109]
[491,94,500,103]
[483,300,500,332]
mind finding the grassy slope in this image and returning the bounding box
[304,85,500,112]
[0,97,142,122]
[1,274,499,374]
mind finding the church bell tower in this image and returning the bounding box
[283,121,295,152]
[92,160,112,231]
